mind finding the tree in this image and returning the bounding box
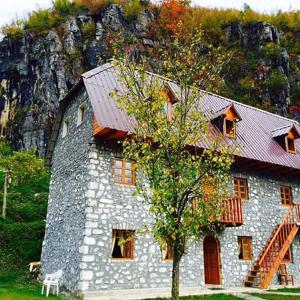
[112,30,233,299]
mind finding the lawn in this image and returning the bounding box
[0,270,67,300]
[154,295,244,299]
[251,294,300,300]
[269,287,300,293]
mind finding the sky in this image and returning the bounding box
[1,0,300,27]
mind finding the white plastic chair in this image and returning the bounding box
[41,270,63,297]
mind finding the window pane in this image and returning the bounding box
[125,170,132,176]
[115,160,122,168]
[115,176,122,183]
[125,162,132,169]
[125,177,132,184]
[114,169,122,175]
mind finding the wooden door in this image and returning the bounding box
[203,235,221,284]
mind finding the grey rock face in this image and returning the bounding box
[0,5,152,155]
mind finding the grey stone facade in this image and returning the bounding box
[42,85,300,294]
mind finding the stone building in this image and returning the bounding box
[41,63,300,299]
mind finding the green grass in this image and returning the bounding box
[250,294,300,300]
[0,270,67,300]
[269,287,300,293]
[154,295,244,299]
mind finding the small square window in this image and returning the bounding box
[280,185,293,206]
[77,105,85,126]
[224,118,236,138]
[283,246,293,263]
[113,158,136,185]
[162,241,173,261]
[111,230,134,259]
[62,120,69,138]
[238,236,252,261]
[234,177,249,200]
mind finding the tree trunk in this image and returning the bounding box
[171,246,182,300]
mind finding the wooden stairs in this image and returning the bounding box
[244,204,300,289]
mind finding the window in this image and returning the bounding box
[224,119,236,138]
[113,158,136,185]
[62,120,69,138]
[164,101,173,121]
[283,246,293,263]
[234,177,249,200]
[286,137,296,154]
[111,230,134,259]
[238,236,252,260]
[280,185,293,206]
[162,241,173,261]
[77,105,85,126]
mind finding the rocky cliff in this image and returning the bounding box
[0,5,152,155]
[0,6,298,155]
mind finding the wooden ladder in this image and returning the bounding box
[244,204,300,289]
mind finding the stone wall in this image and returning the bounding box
[41,86,94,291]
[78,141,300,292]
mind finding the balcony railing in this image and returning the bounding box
[221,197,243,226]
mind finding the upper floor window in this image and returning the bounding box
[286,137,296,154]
[280,185,293,206]
[77,105,85,126]
[224,119,236,138]
[111,229,134,260]
[272,124,299,154]
[62,120,69,138]
[238,236,252,261]
[113,158,136,185]
[211,104,241,139]
[162,241,173,261]
[234,177,248,200]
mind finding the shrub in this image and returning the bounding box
[123,0,144,21]
[267,71,289,93]
[53,0,85,16]
[25,9,62,35]
[1,20,24,41]
[81,20,96,41]
[260,43,284,60]
[81,0,112,14]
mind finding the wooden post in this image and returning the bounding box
[2,171,11,219]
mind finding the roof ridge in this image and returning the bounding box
[204,90,300,126]
[82,62,113,79]
[272,124,293,132]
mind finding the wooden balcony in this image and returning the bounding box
[221,197,243,226]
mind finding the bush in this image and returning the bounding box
[53,0,85,16]
[0,220,45,268]
[1,20,24,41]
[81,0,112,14]
[260,43,284,60]
[25,9,62,35]
[81,20,96,41]
[124,0,144,21]
[267,71,289,93]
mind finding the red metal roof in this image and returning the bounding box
[82,63,300,171]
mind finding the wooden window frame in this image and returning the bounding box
[223,118,236,138]
[234,177,249,200]
[238,236,252,261]
[283,246,293,263]
[285,136,296,154]
[62,120,69,138]
[111,229,134,260]
[280,185,293,206]
[112,158,136,186]
[77,104,85,126]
